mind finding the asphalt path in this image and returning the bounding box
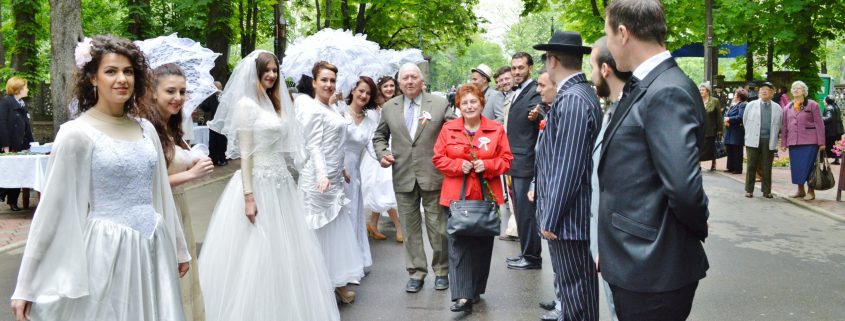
[0,173,843,320]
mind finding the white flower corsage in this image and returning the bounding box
[419,111,432,125]
[477,136,491,151]
[74,37,93,69]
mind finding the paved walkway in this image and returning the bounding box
[703,154,844,222]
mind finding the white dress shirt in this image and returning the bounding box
[632,50,672,80]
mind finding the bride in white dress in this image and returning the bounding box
[200,51,339,321]
[295,61,365,304]
[11,35,191,321]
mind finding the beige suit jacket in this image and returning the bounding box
[373,93,451,192]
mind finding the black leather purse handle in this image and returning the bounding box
[459,173,489,201]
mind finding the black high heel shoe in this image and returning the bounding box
[450,299,472,313]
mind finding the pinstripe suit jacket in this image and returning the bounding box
[535,73,601,240]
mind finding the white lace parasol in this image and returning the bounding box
[135,33,220,119]
[281,29,425,95]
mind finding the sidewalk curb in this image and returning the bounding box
[0,240,26,254]
[713,171,845,223]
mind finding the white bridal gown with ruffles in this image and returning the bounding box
[12,118,190,321]
[198,98,340,321]
[296,95,365,287]
[341,109,376,268]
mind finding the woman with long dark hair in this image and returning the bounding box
[199,51,340,320]
[11,35,191,321]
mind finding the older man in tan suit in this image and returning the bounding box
[373,63,452,293]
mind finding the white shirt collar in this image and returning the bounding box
[556,72,582,92]
[632,50,672,80]
[403,94,422,108]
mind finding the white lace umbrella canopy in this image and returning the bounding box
[282,28,425,95]
[135,33,220,119]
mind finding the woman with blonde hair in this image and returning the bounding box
[0,76,33,211]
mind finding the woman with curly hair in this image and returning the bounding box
[10,35,191,321]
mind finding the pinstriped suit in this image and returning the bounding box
[535,73,600,321]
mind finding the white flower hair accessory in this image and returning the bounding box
[74,37,93,69]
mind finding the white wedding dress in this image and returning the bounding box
[198,99,340,321]
[341,109,376,268]
[360,109,398,213]
[13,118,189,321]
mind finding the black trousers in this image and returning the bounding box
[511,176,541,262]
[725,144,743,173]
[549,240,598,321]
[610,281,699,321]
[444,206,494,301]
[208,130,228,164]
[1,188,19,205]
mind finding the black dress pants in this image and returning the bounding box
[444,206,494,301]
[1,188,19,205]
[725,144,743,173]
[610,281,699,321]
[511,176,541,262]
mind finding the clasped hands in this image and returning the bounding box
[461,160,486,174]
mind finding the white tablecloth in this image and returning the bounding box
[192,125,209,146]
[0,155,50,191]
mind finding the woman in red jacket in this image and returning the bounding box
[433,84,513,313]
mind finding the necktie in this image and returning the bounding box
[764,101,770,109]
[405,100,416,136]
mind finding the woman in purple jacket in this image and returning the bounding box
[781,81,826,200]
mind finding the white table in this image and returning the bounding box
[0,154,50,209]
[192,125,210,146]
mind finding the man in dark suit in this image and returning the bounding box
[599,1,710,319]
[199,81,228,166]
[534,31,601,321]
[504,52,544,270]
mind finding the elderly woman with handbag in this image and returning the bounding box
[781,81,826,200]
[433,84,512,313]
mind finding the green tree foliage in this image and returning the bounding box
[504,11,555,60]
[429,36,507,91]
[292,0,483,52]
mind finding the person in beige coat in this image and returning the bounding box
[373,63,453,293]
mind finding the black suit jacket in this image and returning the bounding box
[506,79,542,178]
[598,58,710,293]
[0,95,33,151]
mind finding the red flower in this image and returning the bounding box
[539,120,547,130]
[463,146,471,154]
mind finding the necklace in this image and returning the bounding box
[348,106,365,118]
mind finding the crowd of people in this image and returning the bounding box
[3,0,844,320]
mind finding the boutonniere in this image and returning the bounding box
[539,119,547,131]
[477,137,491,151]
[419,111,432,125]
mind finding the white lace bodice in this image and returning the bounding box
[89,131,158,238]
[250,112,294,181]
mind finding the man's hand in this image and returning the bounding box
[380,154,395,168]
[11,299,31,321]
[540,229,557,241]
[528,106,541,122]
[178,262,190,278]
[527,190,535,202]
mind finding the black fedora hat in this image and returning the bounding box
[533,31,592,55]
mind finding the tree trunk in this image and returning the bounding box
[341,0,350,30]
[250,0,258,54]
[48,0,82,134]
[315,0,321,30]
[355,3,366,33]
[127,0,151,39]
[239,0,257,57]
[745,33,753,82]
[324,0,332,29]
[207,0,233,82]
[12,0,39,75]
[0,0,5,67]
[766,39,773,76]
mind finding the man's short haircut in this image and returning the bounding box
[605,0,667,45]
[537,67,548,75]
[512,52,534,66]
[594,37,632,81]
[493,66,512,79]
[547,52,582,70]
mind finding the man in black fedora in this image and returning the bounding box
[533,30,601,321]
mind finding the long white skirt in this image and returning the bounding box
[198,171,339,321]
[360,153,397,213]
[31,216,185,321]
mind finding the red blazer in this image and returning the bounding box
[433,116,513,207]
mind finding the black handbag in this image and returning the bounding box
[808,149,836,191]
[447,174,501,237]
[714,134,727,159]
